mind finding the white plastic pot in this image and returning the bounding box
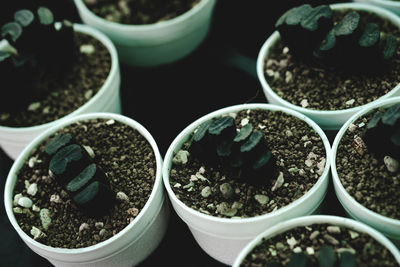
[232,215,400,266]
[0,24,121,161]
[257,3,400,131]
[354,0,400,16]
[4,112,168,267]
[331,96,400,246]
[162,103,331,265]
[73,0,217,67]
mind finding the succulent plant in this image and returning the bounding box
[363,103,400,164]
[189,116,277,185]
[44,133,114,216]
[275,4,398,72]
[266,245,356,267]
[0,6,74,112]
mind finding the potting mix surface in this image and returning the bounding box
[12,118,156,248]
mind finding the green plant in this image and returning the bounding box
[266,245,356,267]
[0,6,74,112]
[363,103,400,168]
[44,133,114,217]
[189,116,277,185]
[275,4,398,72]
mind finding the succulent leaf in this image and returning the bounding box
[338,251,356,267]
[44,133,73,155]
[66,163,97,193]
[359,23,380,48]
[1,22,23,42]
[217,139,233,157]
[37,6,54,25]
[14,9,34,27]
[266,261,282,267]
[72,181,99,205]
[240,131,263,153]
[49,144,83,175]
[234,123,253,142]
[333,11,360,37]
[193,120,213,142]
[300,5,332,31]
[252,149,274,170]
[382,103,400,126]
[382,35,398,60]
[318,245,337,267]
[287,252,310,267]
[208,116,235,136]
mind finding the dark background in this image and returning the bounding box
[0,0,348,266]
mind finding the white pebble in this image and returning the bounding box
[80,44,95,54]
[27,183,38,196]
[13,193,23,206]
[18,197,33,208]
[116,191,129,202]
[30,226,45,240]
[79,223,89,232]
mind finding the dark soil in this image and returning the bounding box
[263,9,400,111]
[169,109,327,218]
[12,118,156,248]
[240,223,399,266]
[335,109,400,220]
[83,0,201,25]
[0,32,111,128]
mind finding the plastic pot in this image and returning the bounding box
[0,24,121,160]
[232,215,400,266]
[73,0,217,67]
[354,0,400,15]
[331,96,400,246]
[4,112,168,267]
[256,3,400,131]
[162,103,331,265]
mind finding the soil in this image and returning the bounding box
[263,9,400,111]
[169,108,327,218]
[335,108,400,220]
[0,32,111,128]
[83,0,201,25]
[239,223,399,266]
[12,118,156,248]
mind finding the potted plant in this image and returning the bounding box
[0,6,121,160]
[162,103,331,265]
[4,112,169,266]
[257,2,400,131]
[354,0,400,16]
[73,0,217,67]
[331,96,400,247]
[232,215,400,266]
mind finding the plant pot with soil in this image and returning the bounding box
[355,0,400,16]
[4,112,168,267]
[0,6,121,160]
[331,96,400,247]
[73,0,217,67]
[257,2,400,131]
[232,215,400,266]
[162,103,331,265]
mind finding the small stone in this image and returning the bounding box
[18,197,33,208]
[276,242,285,250]
[327,226,341,234]
[348,123,357,132]
[198,166,205,174]
[384,156,399,173]
[13,193,23,206]
[32,205,40,212]
[27,183,38,196]
[183,181,194,190]
[232,201,243,210]
[99,229,107,236]
[241,118,249,126]
[50,194,62,203]
[127,207,139,217]
[95,222,104,229]
[254,194,269,205]
[285,71,293,83]
[283,47,289,54]
[288,167,299,173]
[24,180,30,189]
[220,183,233,199]
[306,247,315,255]
[79,223,89,232]
[266,69,275,77]
[293,247,302,253]
[271,172,284,192]
[28,157,38,168]
[309,230,320,240]
[40,209,51,230]
[28,102,41,111]
[287,237,297,249]
[80,44,95,54]
[30,226,46,240]
[349,230,359,239]
[269,248,277,256]
[345,99,355,106]
[324,234,340,245]
[13,207,23,214]
[300,99,309,108]
[337,247,356,254]
[201,186,211,198]
[216,202,237,217]
[173,183,181,188]
[305,159,314,167]
[84,90,93,100]
[172,150,190,165]
[285,130,293,137]
[83,145,95,158]
[316,158,326,176]
[106,119,115,125]
[116,191,129,202]
[352,135,366,156]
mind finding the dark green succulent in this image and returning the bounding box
[0,6,74,112]
[44,133,114,216]
[363,103,400,162]
[275,4,398,72]
[189,116,277,185]
[266,245,356,267]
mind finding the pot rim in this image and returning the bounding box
[0,23,119,132]
[232,215,400,266]
[162,103,331,225]
[73,0,213,31]
[3,112,163,256]
[256,2,400,116]
[331,96,400,226]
